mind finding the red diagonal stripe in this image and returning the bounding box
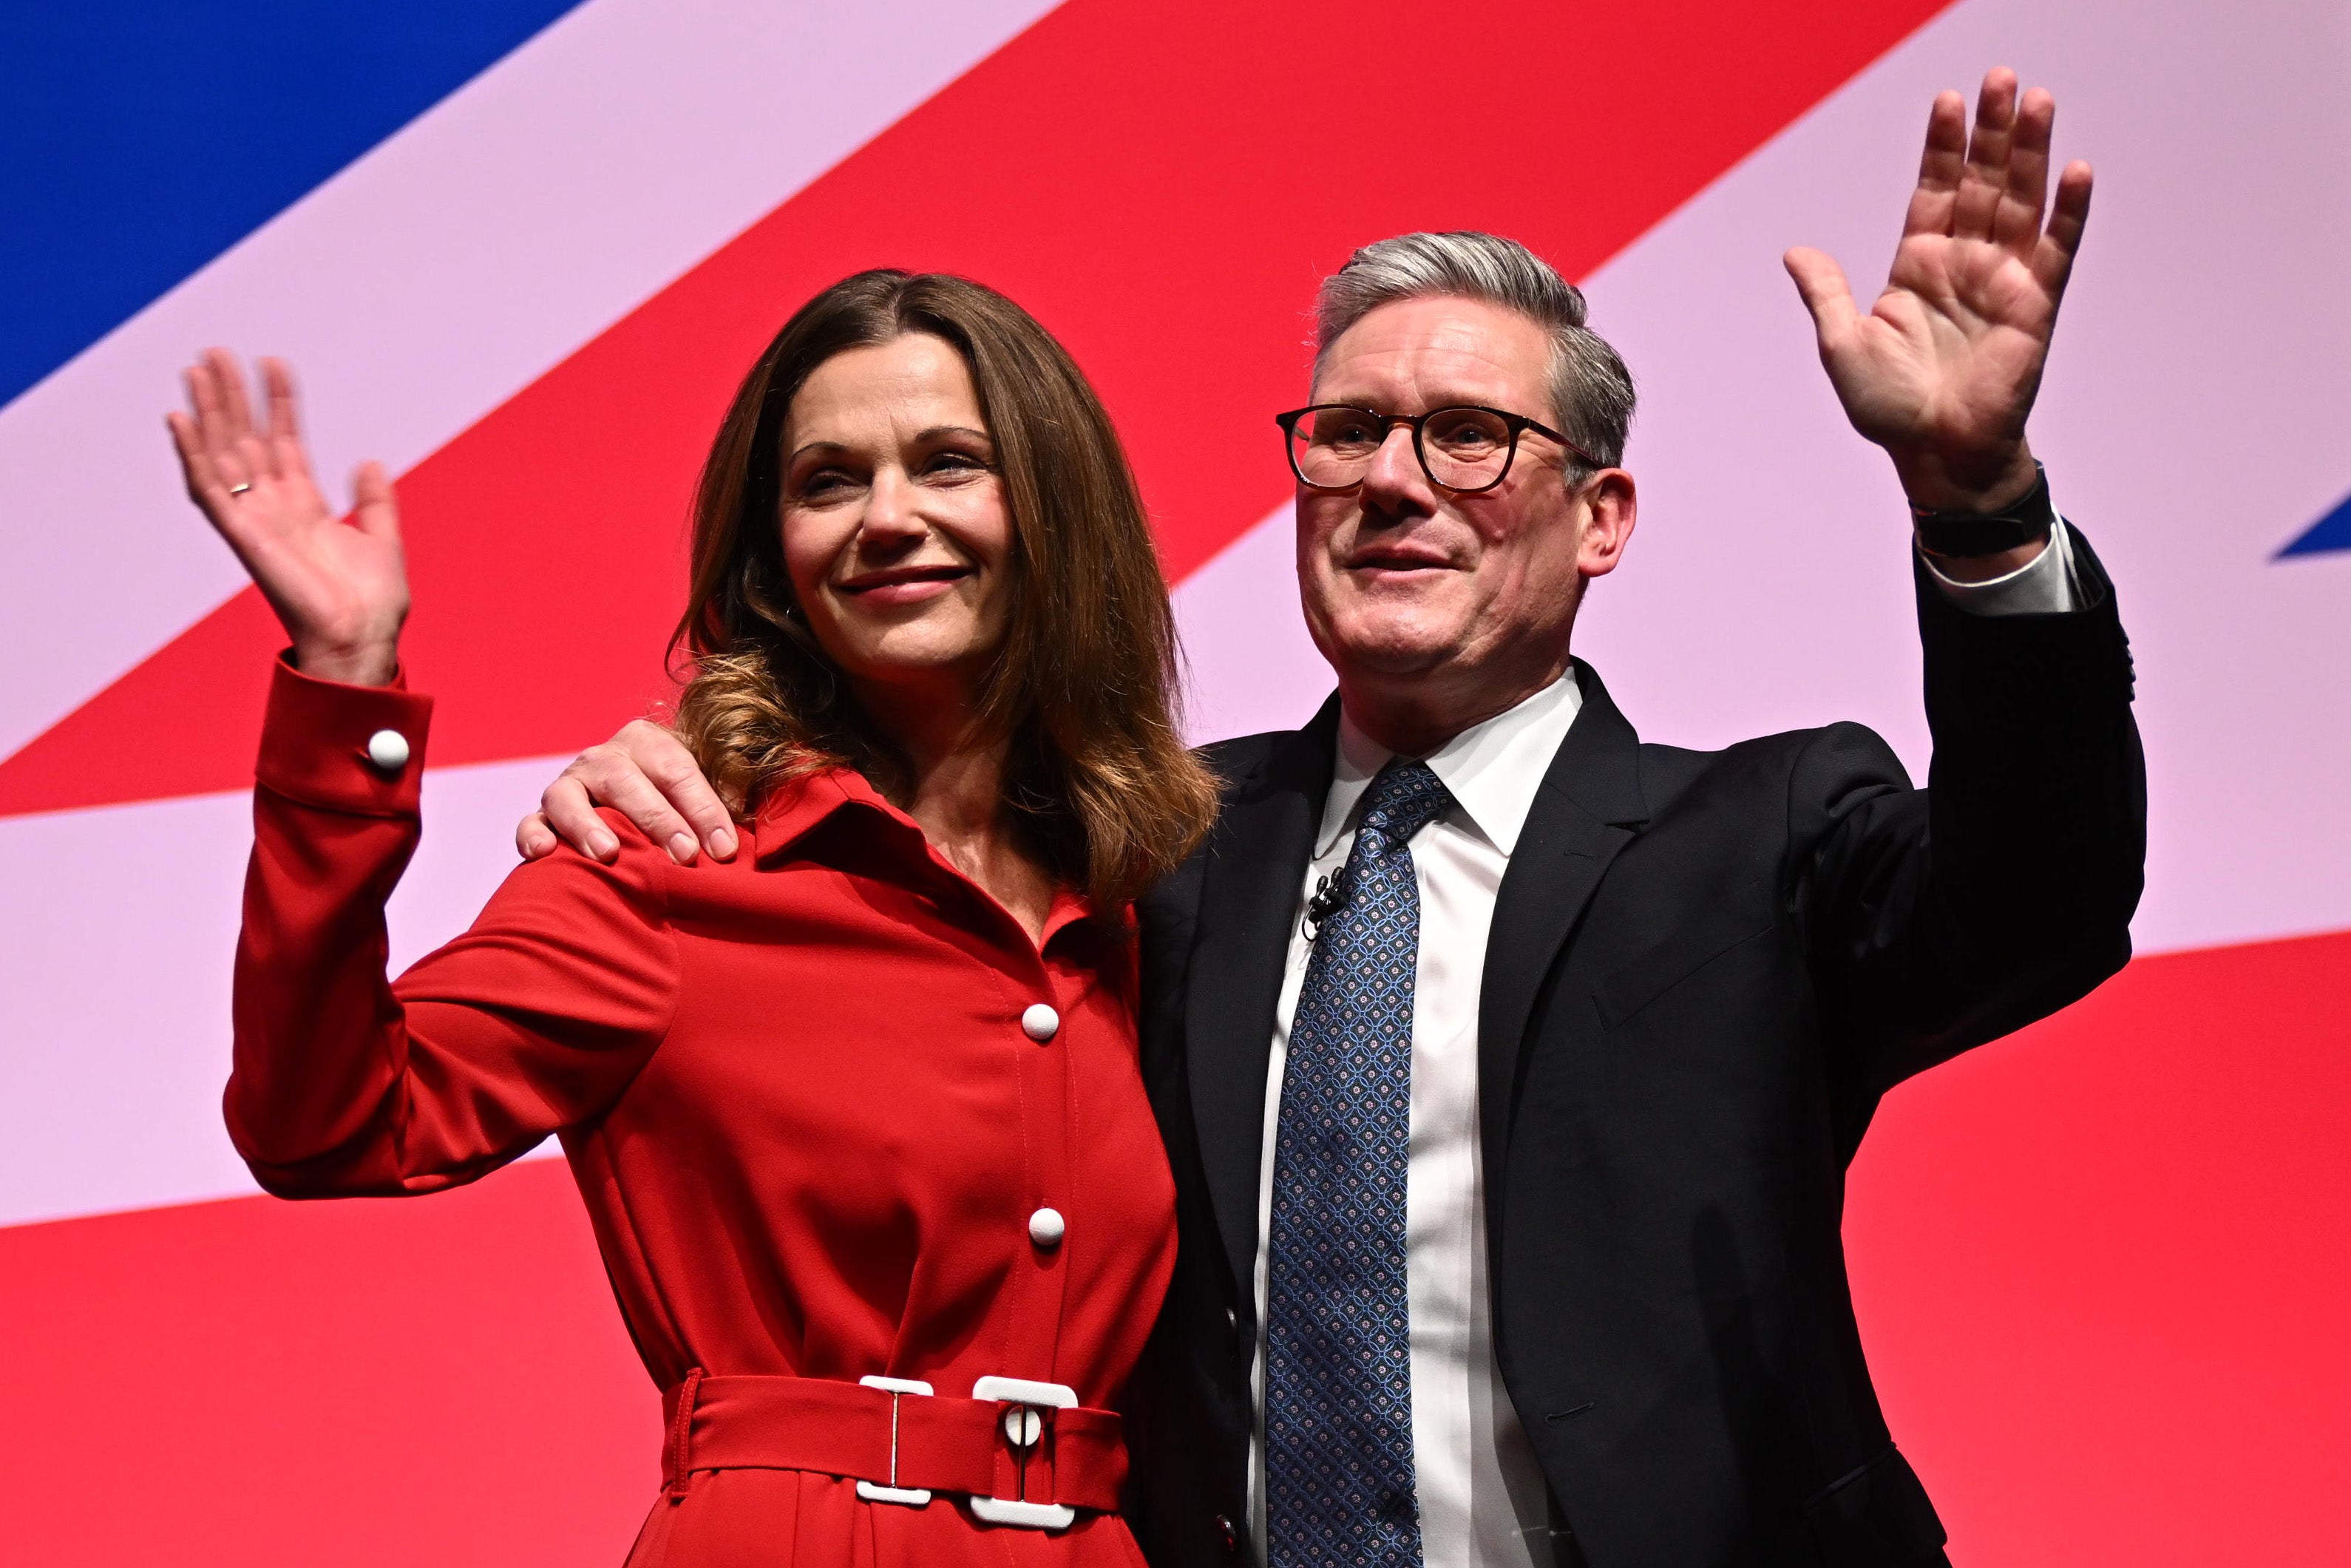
[0,0,1953,818]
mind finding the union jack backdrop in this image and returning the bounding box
[2,1,2347,1562]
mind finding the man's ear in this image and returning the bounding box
[1576,468,1638,580]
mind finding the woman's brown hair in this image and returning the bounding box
[672,268,1217,910]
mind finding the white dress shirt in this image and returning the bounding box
[1245,526,2083,1567]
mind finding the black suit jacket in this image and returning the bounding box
[1126,537,2145,1567]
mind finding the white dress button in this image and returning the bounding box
[364,729,410,772]
[1020,1003,1060,1042]
[1027,1206,1065,1248]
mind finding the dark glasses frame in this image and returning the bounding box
[1273,403,1601,494]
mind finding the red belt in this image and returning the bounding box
[661,1370,1126,1527]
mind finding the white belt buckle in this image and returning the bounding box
[855,1376,935,1507]
[968,1376,1079,1529]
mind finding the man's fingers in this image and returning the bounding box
[540,774,622,862]
[1903,89,1968,240]
[617,719,738,861]
[571,745,705,864]
[1953,68,2020,242]
[2033,160,2094,295]
[1783,248,1860,356]
[1996,86,2057,251]
[516,810,559,861]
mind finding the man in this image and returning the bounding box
[522,71,2143,1567]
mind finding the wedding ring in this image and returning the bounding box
[228,483,252,495]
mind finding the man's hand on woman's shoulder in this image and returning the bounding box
[518,719,736,867]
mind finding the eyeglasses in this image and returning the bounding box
[1274,404,1598,495]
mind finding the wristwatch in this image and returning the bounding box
[1910,463,2055,557]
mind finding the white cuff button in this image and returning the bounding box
[1027,1206,1065,1248]
[1020,1003,1060,1042]
[365,729,410,772]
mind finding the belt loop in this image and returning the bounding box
[665,1368,705,1500]
[854,1376,937,1507]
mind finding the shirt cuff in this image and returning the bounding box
[254,652,434,816]
[1921,516,2084,616]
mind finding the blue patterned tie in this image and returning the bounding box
[1266,757,1454,1567]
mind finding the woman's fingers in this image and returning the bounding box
[351,461,401,540]
[261,357,301,443]
[177,351,358,527]
[261,358,315,488]
[186,357,264,492]
[166,409,278,591]
[186,361,229,458]
[166,409,238,519]
[205,347,257,440]
[231,432,276,494]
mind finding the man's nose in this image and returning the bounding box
[1359,423,1433,517]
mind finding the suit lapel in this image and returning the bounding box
[1187,697,1340,1305]
[1479,663,1649,1244]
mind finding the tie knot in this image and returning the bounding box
[1357,758,1451,847]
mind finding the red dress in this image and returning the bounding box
[230,659,1178,1567]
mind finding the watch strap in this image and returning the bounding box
[1911,463,2055,557]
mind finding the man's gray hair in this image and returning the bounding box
[1313,231,1635,475]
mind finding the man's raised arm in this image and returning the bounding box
[1782,69,2145,1105]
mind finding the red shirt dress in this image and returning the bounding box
[228,659,1178,1567]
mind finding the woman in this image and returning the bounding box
[169,270,1218,1565]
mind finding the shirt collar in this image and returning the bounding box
[747,767,902,858]
[1315,668,1584,859]
[748,767,1103,942]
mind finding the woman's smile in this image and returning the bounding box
[836,562,974,605]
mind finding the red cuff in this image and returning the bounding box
[254,653,435,817]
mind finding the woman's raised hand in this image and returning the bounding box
[167,349,409,686]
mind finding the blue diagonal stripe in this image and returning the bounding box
[1,0,587,411]
[2277,489,2351,558]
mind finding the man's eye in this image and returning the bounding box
[1428,413,1507,454]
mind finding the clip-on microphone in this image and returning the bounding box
[1302,867,1353,943]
